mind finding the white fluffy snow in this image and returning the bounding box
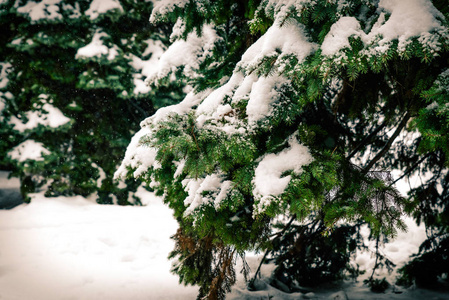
[85,0,124,20]
[16,0,63,21]
[182,173,233,215]
[114,126,158,179]
[9,96,71,132]
[149,0,189,23]
[0,188,198,300]
[321,16,363,56]
[7,140,50,162]
[321,0,446,56]
[0,62,11,89]
[0,174,446,300]
[76,30,118,60]
[238,19,316,73]
[253,138,314,214]
[196,73,243,117]
[131,40,166,94]
[372,0,444,45]
[246,75,290,125]
[145,24,220,84]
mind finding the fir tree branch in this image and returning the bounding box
[389,153,432,187]
[363,112,411,173]
[347,119,388,160]
[248,216,296,289]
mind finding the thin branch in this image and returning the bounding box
[247,249,269,290]
[347,119,388,160]
[363,112,411,173]
[389,153,432,187]
[248,216,296,288]
[128,98,150,118]
[369,237,380,282]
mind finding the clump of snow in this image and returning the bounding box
[76,30,118,61]
[195,72,292,128]
[371,0,444,45]
[195,73,243,117]
[62,2,82,19]
[237,19,316,73]
[253,137,314,214]
[142,89,209,127]
[0,98,5,115]
[321,0,447,56]
[149,0,189,23]
[91,163,106,188]
[194,73,288,130]
[169,18,186,42]
[182,172,233,215]
[321,16,362,56]
[246,75,290,125]
[8,95,71,132]
[114,127,158,179]
[0,62,12,89]
[115,89,211,181]
[16,0,62,21]
[130,40,166,94]
[173,159,186,178]
[145,24,221,85]
[85,0,123,20]
[8,140,50,162]
[253,0,310,25]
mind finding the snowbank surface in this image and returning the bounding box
[0,186,448,300]
[0,176,447,299]
[0,188,198,300]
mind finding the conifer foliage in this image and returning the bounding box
[0,0,183,204]
[114,0,449,298]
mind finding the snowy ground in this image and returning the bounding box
[0,174,448,300]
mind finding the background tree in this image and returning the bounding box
[116,0,449,298]
[0,0,184,204]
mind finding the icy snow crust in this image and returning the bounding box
[117,0,447,217]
